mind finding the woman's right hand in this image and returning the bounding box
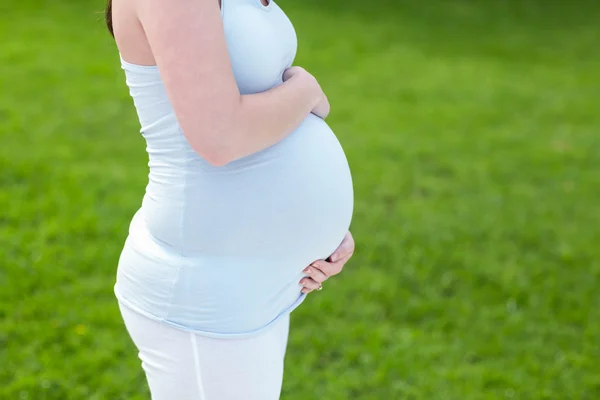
[283,66,330,120]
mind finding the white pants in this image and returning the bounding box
[118,302,290,400]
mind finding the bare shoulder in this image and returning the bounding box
[111,0,154,66]
[112,0,223,66]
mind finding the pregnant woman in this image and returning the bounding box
[107,0,354,398]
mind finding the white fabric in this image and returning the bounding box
[114,0,353,338]
[118,301,290,400]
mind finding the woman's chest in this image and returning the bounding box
[222,0,298,94]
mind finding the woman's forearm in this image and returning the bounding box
[196,70,322,166]
[232,71,321,161]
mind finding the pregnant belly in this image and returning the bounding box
[144,113,353,263]
[194,113,351,260]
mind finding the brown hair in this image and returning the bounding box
[106,0,114,37]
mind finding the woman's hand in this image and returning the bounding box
[283,66,330,120]
[300,231,355,294]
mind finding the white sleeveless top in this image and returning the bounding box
[114,0,354,338]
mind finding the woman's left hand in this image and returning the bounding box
[300,231,355,294]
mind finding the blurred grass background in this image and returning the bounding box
[1,0,600,399]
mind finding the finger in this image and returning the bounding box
[312,252,353,277]
[303,265,328,283]
[299,277,321,293]
[329,231,355,263]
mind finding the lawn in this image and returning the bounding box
[1,0,599,399]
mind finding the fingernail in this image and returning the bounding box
[305,267,312,274]
[301,288,308,294]
[330,254,337,262]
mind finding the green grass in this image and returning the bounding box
[1,0,600,398]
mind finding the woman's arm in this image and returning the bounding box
[136,0,324,166]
